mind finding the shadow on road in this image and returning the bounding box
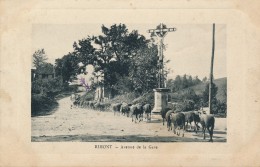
[32,134,226,142]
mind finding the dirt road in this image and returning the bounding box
[31,96,227,142]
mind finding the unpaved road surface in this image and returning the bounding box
[32,96,227,142]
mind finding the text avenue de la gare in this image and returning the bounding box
[95,145,158,149]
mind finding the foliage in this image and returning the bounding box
[202,76,208,83]
[70,24,160,96]
[202,82,218,107]
[201,82,227,115]
[103,92,154,106]
[80,90,95,102]
[170,88,201,112]
[132,92,154,106]
[169,77,227,116]
[35,62,54,75]
[106,92,139,104]
[32,76,63,97]
[55,53,80,83]
[129,44,158,93]
[31,94,58,116]
[32,49,48,68]
[166,74,202,92]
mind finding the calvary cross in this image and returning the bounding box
[148,23,176,38]
[147,23,176,88]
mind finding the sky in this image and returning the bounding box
[32,23,226,80]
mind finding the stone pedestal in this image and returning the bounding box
[151,88,170,120]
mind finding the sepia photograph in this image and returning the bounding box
[31,23,227,142]
[1,0,260,166]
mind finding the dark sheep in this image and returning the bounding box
[73,100,79,106]
[130,104,139,123]
[136,103,144,122]
[82,101,89,108]
[120,102,131,117]
[165,110,175,131]
[143,104,152,122]
[182,111,200,133]
[198,112,215,142]
[94,102,100,110]
[112,103,122,116]
[88,101,95,109]
[170,112,185,137]
[72,96,80,108]
[94,102,105,111]
[103,103,111,111]
[161,107,172,126]
[70,94,77,109]
[130,105,138,123]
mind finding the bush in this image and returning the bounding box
[101,92,154,107]
[132,92,154,106]
[32,76,63,96]
[80,90,95,102]
[31,94,58,116]
[106,92,139,104]
[169,88,201,112]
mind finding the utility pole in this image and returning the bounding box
[209,23,215,114]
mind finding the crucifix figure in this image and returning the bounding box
[148,23,176,88]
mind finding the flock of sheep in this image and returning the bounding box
[70,94,215,142]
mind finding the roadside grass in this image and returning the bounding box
[31,94,58,117]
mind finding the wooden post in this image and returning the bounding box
[209,23,215,114]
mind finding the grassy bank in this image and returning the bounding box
[31,94,58,117]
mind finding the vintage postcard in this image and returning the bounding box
[0,0,259,166]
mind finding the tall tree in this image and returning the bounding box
[32,49,48,68]
[193,76,202,85]
[129,44,158,93]
[73,37,95,67]
[182,74,188,88]
[188,75,193,87]
[72,24,153,95]
[202,76,208,83]
[55,53,79,83]
[173,75,182,91]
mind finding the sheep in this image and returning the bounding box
[120,102,131,117]
[170,112,185,137]
[136,103,144,122]
[112,103,122,116]
[161,107,172,126]
[94,102,105,111]
[165,110,175,131]
[82,101,89,108]
[70,93,77,109]
[193,111,201,131]
[93,102,99,110]
[103,102,111,111]
[182,111,200,133]
[130,104,139,123]
[198,111,215,142]
[88,101,95,109]
[73,99,80,108]
[142,104,152,122]
[71,95,80,108]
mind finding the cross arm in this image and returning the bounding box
[147,28,177,33]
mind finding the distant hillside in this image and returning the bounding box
[170,77,227,102]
